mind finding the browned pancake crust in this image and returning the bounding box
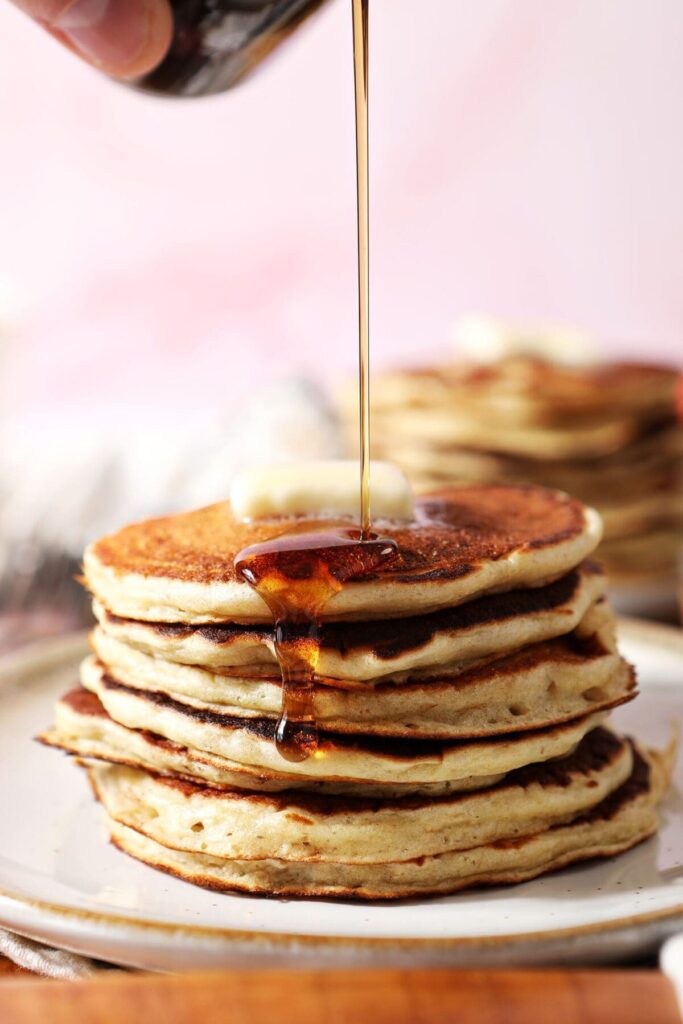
[105,563,602,661]
[94,671,606,762]
[90,484,588,588]
[417,414,680,462]
[53,686,243,767]
[49,695,627,814]
[469,361,676,394]
[204,618,631,697]
[57,687,187,754]
[489,744,649,855]
[399,625,634,692]
[106,743,655,901]
[61,686,108,718]
[403,360,678,415]
[42,689,302,787]
[573,743,649,823]
[108,727,627,815]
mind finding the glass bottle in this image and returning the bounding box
[134,0,330,97]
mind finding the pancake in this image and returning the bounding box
[597,491,683,542]
[382,423,683,492]
[371,408,642,460]
[600,530,682,572]
[89,603,636,739]
[368,361,678,426]
[606,576,680,620]
[83,485,602,624]
[367,357,681,601]
[104,741,673,899]
[40,466,676,901]
[80,657,607,788]
[86,727,633,864]
[92,562,606,681]
[40,689,506,797]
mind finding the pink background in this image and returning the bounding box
[0,0,681,428]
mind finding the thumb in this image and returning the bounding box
[11,0,173,79]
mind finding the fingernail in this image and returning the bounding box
[52,0,154,75]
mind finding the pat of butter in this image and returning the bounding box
[452,314,597,367]
[230,460,415,522]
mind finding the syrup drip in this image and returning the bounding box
[235,0,386,763]
[235,528,396,761]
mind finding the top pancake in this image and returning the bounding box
[84,484,602,623]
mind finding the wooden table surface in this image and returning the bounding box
[0,957,31,979]
[0,966,680,1023]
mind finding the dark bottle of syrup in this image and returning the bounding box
[133,0,329,97]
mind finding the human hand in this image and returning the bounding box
[9,0,173,79]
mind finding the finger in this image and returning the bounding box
[11,0,174,79]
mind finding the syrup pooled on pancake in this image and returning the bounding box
[235,528,397,761]
[83,485,601,623]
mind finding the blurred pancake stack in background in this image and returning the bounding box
[356,320,682,619]
[40,482,674,899]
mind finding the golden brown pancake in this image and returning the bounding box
[40,688,507,797]
[89,602,636,739]
[84,484,602,623]
[86,727,634,864]
[40,465,676,902]
[92,562,606,680]
[371,407,644,459]
[385,435,682,502]
[369,360,678,426]
[102,741,673,899]
[78,657,608,789]
[363,357,681,599]
[600,530,682,572]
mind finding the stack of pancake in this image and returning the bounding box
[363,358,682,611]
[41,484,674,899]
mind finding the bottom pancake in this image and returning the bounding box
[102,741,673,900]
[85,727,634,865]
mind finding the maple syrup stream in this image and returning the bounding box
[236,0,397,763]
[353,0,371,540]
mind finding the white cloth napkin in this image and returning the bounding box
[0,376,342,560]
[0,928,102,978]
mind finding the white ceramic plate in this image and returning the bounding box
[0,620,681,971]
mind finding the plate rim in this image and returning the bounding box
[0,615,681,954]
[1,885,683,953]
